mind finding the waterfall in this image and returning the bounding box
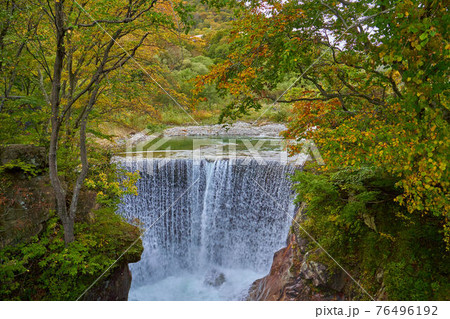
[118,158,297,300]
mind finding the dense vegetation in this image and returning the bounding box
[0,207,143,300]
[196,0,449,300]
[0,151,142,300]
[0,0,250,300]
[0,0,184,300]
[1,0,448,300]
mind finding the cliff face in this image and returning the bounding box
[0,145,97,248]
[81,213,143,301]
[82,261,139,301]
[0,144,143,301]
[0,144,47,169]
[246,234,349,301]
[247,205,350,301]
[0,145,53,248]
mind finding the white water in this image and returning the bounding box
[118,158,297,301]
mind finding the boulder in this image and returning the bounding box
[204,269,226,287]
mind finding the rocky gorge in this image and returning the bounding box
[246,204,350,301]
[2,124,360,301]
[117,123,356,301]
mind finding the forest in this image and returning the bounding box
[0,0,448,301]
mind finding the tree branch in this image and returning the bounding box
[73,0,158,28]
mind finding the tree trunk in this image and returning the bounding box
[48,0,75,244]
[61,213,75,244]
[68,90,96,220]
[45,1,151,244]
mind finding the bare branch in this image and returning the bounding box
[73,0,158,28]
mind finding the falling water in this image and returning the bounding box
[118,158,297,300]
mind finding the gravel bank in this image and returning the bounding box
[162,121,286,137]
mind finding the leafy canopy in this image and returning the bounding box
[196,0,449,240]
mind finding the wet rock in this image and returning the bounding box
[300,258,328,287]
[204,269,226,287]
[246,237,348,301]
[247,244,296,300]
[82,262,133,301]
[247,204,352,301]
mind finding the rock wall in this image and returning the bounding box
[247,204,350,301]
[82,262,134,301]
[0,144,47,168]
[0,144,143,300]
[0,145,53,248]
[0,175,55,248]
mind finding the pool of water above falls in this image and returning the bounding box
[118,136,309,164]
[118,146,299,301]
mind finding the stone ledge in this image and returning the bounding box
[0,144,47,169]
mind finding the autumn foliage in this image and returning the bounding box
[198,0,449,243]
[198,0,449,299]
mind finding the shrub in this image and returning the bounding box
[292,167,450,300]
[0,208,143,300]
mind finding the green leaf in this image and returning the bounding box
[419,32,428,41]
